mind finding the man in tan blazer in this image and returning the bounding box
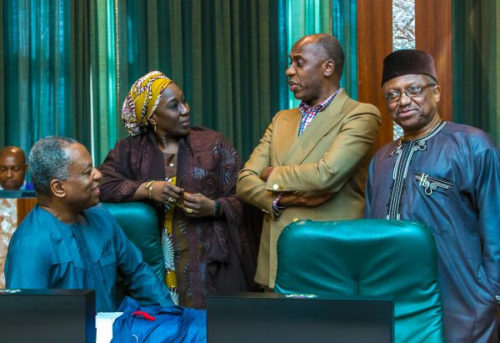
[237,33,381,288]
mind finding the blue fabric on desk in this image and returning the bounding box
[111,296,206,343]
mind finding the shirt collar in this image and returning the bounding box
[299,88,342,114]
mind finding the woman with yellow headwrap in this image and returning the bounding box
[98,71,258,308]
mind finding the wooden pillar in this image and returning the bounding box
[415,0,453,121]
[357,0,393,149]
[17,198,38,225]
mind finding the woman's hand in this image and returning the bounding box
[180,192,216,217]
[149,181,184,204]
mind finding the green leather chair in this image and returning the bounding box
[101,202,165,282]
[275,219,444,343]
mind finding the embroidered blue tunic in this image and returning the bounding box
[365,121,500,343]
[5,204,173,312]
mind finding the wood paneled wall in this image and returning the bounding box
[415,0,452,121]
[357,0,453,148]
[357,0,393,150]
[17,198,38,226]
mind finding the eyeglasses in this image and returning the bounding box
[384,84,436,103]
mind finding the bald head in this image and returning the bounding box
[294,33,344,79]
[286,34,344,105]
[0,146,27,190]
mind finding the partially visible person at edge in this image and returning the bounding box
[0,146,34,191]
[5,136,173,312]
[98,71,258,309]
[237,33,381,289]
[365,49,500,342]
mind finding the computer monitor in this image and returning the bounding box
[207,292,393,343]
[0,190,36,198]
[0,289,95,343]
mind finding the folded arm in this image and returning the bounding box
[237,120,276,214]
[265,108,381,193]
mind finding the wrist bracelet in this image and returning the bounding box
[272,193,285,217]
[145,181,155,200]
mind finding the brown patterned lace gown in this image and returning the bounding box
[98,127,259,308]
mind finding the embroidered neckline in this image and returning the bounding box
[390,121,447,156]
[386,121,447,220]
[400,119,446,143]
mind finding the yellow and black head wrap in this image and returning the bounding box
[121,71,173,136]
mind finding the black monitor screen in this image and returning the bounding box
[0,289,95,343]
[207,293,393,343]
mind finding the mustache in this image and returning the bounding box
[395,106,417,114]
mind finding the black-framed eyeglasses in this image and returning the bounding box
[384,84,436,103]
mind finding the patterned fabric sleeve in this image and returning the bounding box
[212,136,260,288]
[98,139,143,202]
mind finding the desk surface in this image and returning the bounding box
[96,312,122,343]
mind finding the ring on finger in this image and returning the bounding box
[167,197,176,204]
[184,208,194,214]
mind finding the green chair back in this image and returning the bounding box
[101,202,164,282]
[275,219,444,343]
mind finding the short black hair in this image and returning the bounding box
[315,34,344,78]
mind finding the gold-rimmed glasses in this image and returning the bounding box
[384,84,436,103]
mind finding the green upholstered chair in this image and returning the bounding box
[274,219,444,343]
[101,202,165,282]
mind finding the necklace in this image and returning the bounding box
[165,153,176,168]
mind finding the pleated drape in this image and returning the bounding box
[106,0,288,161]
[2,0,76,153]
[0,0,359,163]
[452,0,499,144]
[285,0,358,109]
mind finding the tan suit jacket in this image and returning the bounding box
[237,90,381,287]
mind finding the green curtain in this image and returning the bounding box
[286,0,331,109]
[89,0,119,164]
[1,0,76,153]
[92,0,289,162]
[332,0,357,100]
[1,0,358,163]
[71,1,92,154]
[93,0,357,161]
[285,0,357,108]
[452,0,499,144]
[0,0,91,159]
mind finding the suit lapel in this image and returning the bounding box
[274,109,300,165]
[282,90,349,165]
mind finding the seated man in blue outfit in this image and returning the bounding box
[5,136,173,312]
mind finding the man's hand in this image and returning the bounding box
[279,192,333,207]
[260,167,274,181]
